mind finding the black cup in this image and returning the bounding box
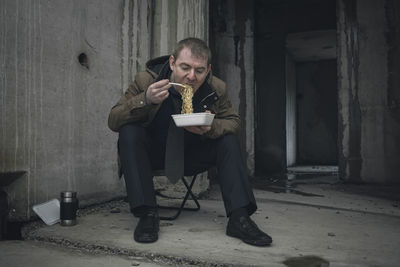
[60,191,78,226]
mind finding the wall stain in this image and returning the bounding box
[342,0,362,182]
[234,0,253,157]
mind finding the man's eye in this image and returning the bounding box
[196,70,204,74]
[181,66,190,71]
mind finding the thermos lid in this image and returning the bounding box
[61,191,77,198]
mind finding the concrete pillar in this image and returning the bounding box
[210,0,255,175]
[337,0,400,183]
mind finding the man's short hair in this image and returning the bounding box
[172,37,211,65]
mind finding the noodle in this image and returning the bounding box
[180,84,193,114]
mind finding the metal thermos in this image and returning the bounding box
[60,191,78,226]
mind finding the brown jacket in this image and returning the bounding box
[108,56,241,139]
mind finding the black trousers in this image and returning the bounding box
[118,123,257,217]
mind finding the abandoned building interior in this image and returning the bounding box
[1,0,399,250]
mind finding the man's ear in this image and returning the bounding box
[207,64,212,75]
[169,55,175,71]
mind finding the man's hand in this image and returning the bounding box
[184,125,211,135]
[146,79,171,104]
[184,110,212,135]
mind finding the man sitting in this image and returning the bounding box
[108,37,272,247]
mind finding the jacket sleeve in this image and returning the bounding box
[108,71,158,132]
[204,87,241,139]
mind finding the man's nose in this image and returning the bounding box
[187,69,195,80]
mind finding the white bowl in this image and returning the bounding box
[172,112,215,127]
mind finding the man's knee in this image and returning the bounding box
[118,123,146,147]
[218,134,240,149]
[215,134,243,158]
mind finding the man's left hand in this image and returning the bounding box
[184,125,211,135]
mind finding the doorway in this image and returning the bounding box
[255,0,338,176]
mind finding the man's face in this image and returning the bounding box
[169,47,211,93]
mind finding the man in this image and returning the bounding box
[108,38,272,246]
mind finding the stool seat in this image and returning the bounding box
[153,170,202,220]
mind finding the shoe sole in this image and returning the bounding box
[226,229,272,247]
[134,232,159,243]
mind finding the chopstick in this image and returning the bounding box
[169,82,185,88]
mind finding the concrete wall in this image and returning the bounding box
[337,0,400,183]
[1,0,127,220]
[1,0,209,221]
[151,0,209,58]
[210,0,255,175]
[121,0,152,92]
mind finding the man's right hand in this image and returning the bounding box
[145,79,171,104]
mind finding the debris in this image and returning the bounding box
[328,232,336,237]
[110,208,121,213]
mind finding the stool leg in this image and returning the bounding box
[180,176,201,211]
[158,174,201,220]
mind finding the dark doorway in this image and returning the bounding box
[254,0,337,176]
[296,60,338,165]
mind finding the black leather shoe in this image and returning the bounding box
[226,216,272,246]
[134,209,159,243]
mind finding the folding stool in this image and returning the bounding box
[153,170,203,220]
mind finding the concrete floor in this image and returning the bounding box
[1,177,400,267]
